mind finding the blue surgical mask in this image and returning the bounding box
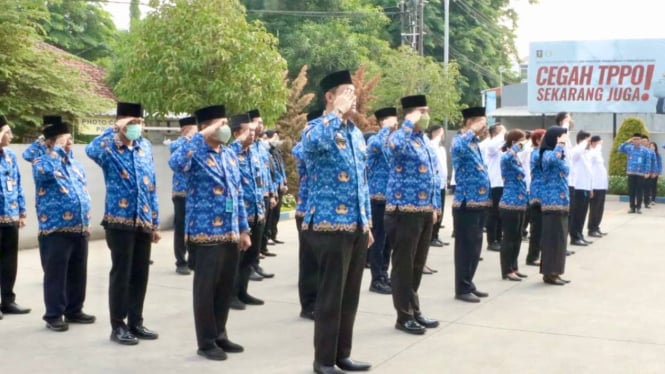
[125,124,142,141]
[512,143,524,153]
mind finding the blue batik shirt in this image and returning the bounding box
[85,127,160,233]
[292,142,308,218]
[529,149,543,205]
[499,147,527,211]
[252,141,276,197]
[618,143,649,176]
[656,153,663,174]
[302,112,371,232]
[645,148,657,175]
[169,137,189,198]
[540,145,570,212]
[230,140,265,224]
[451,130,491,209]
[169,133,248,244]
[384,120,441,213]
[27,143,92,236]
[366,126,391,201]
[0,148,26,225]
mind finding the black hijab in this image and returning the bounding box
[539,126,568,167]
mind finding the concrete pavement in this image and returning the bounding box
[1,198,665,373]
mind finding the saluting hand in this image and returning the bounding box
[239,232,251,251]
[333,89,355,116]
[405,110,422,124]
[199,118,225,138]
[115,117,142,130]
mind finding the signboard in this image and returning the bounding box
[528,39,665,113]
[77,116,115,135]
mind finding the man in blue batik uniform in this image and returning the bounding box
[170,116,198,275]
[0,115,31,318]
[229,113,265,309]
[384,95,441,335]
[302,70,373,374]
[24,116,95,332]
[169,105,251,361]
[86,102,160,345]
[618,133,649,213]
[366,107,397,295]
[294,109,323,321]
[451,107,491,303]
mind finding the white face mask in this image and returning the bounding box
[270,139,283,147]
[561,120,570,129]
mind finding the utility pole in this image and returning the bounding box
[400,0,426,55]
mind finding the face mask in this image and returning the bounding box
[561,120,570,129]
[512,143,523,153]
[270,139,284,147]
[416,113,430,131]
[125,124,142,141]
[215,125,232,144]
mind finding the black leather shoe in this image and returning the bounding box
[543,277,566,286]
[430,238,444,247]
[369,280,392,294]
[636,209,642,214]
[488,242,501,251]
[216,338,244,353]
[1,302,31,314]
[176,265,191,275]
[570,239,587,246]
[628,209,636,214]
[254,266,274,278]
[313,361,345,374]
[46,318,69,332]
[198,347,227,361]
[515,272,528,278]
[598,230,608,236]
[129,325,158,340]
[588,231,603,238]
[582,238,593,245]
[336,357,371,371]
[395,319,426,335]
[471,290,488,298]
[300,309,315,321]
[272,239,284,244]
[455,293,480,303]
[503,274,522,281]
[65,312,96,324]
[249,269,264,281]
[526,260,540,266]
[261,250,277,257]
[230,297,246,310]
[414,314,439,328]
[557,276,571,284]
[239,294,264,305]
[110,326,139,345]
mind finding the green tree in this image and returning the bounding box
[40,0,118,62]
[0,0,112,136]
[370,47,462,124]
[113,0,288,122]
[130,0,141,24]
[609,117,650,176]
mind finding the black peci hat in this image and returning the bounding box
[320,70,353,93]
[400,95,427,111]
[0,115,7,128]
[116,102,143,117]
[195,105,226,124]
[230,113,251,131]
[461,107,486,119]
[248,109,261,119]
[374,107,398,121]
[307,109,324,122]
[590,135,602,142]
[179,116,196,127]
[42,116,70,139]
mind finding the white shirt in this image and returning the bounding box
[449,167,456,187]
[428,138,448,189]
[518,142,533,192]
[589,146,609,190]
[484,134,505,188]
[570,139,593,191]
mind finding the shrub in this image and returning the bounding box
[281,193,296,211]
[608,117,649,176]
[608,175,628,195]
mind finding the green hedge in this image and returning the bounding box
[608,175,665,196]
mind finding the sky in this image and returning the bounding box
[104,0,663,60]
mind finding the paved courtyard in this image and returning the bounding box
[1,198,665,373]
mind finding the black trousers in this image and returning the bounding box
[526,203,542,264]
[235,219,264,298]
[0,225,19,305]
[570,189,590,241]
[260,196,272,257]
[386,211,432,323]
[105,229,152,329]
[303,229,367,366]
[431,189,446,240]
[192,242,239,350]
[486,187,503,243]
[40,233,88,322]
[267,190,284,240]
[296,216,318,314]
[521,204,530,237]
[369,199,390,282]
[644,177,657,205]
[499,210,524,276]
[172,196,188,267]
[541,212,568,276]
[454,206,486,295]
[628,175,644,210]
[588,189,606,233]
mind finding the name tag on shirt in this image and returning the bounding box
[6,179,13,192]
[225,199,233,213]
